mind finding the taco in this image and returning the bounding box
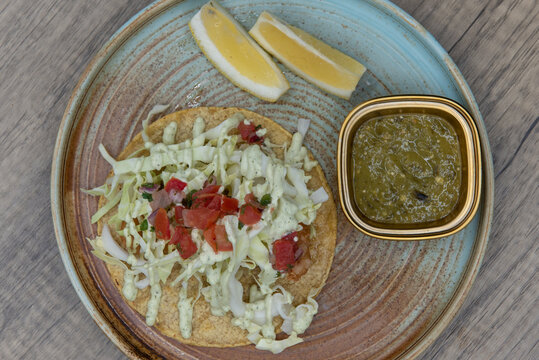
[84,107,337,353]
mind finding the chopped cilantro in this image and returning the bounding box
[142,192,153,201]
[150,226,155,232]
[255,124,262,130]
[139,219,148,231]
[260,194,271,206]
[238,221,244,230]
[286,263,294,271]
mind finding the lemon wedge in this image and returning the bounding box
[249,12,366,99]
[189,1,289,102]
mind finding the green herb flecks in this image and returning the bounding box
[260,194,271,206]
[139,219,148,231]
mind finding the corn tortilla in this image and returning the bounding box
[97,107,337,347]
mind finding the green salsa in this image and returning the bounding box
[352,114,461,224]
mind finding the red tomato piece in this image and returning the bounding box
[164,177,187,193]
[192,185,221,208]
[273,238,297,271]
[174,205,185,223]
[244,193,256,204]
[192,193,214,209]
[247,132,263,144]
[221,197,239,214]
[244,193,263,209]
[203,225,218,253]
[238,121,263,144]
[182,208,220,229]
[206,194,223,211]
[170,226,198,259]
[238,204,262,225]
[154,208,170,240]
[214,224,233,251]
[238,121,256,140]
[194,184,221,197]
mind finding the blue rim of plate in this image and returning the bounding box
[51,0,494,358]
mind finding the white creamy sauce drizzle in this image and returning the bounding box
[86,109,328,353]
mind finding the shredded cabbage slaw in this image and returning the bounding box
[83,107,329,353]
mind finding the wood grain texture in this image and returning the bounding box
[0,0,536,359]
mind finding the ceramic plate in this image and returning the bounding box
[51,0,494,358]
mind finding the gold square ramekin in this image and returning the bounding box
[337,95,482,240]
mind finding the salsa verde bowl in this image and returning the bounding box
[338,95,482,240]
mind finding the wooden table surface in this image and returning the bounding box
[1,0,537,359]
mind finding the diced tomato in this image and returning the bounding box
[238,121,256,140]
[154,208,170,240]
[287,227,311,280]
[238,204,262,225]
[203,224,232,253]
[165,177,187,193]
[244,193,256,204]
[214,224,233,251]
[203,225,217,253]
[221,197,239,214]
[183,208,220,229]
[247,133,263,144]
[194,184,221,197]
[273,238,298,271]
[174,205,185,223]
[170,226,197,259]
[192,193,214,209]
[244,193,263,209]
[206,194,223,210]
[238,121,263,144]
[195,194,239,216]
[192,185,221,208]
